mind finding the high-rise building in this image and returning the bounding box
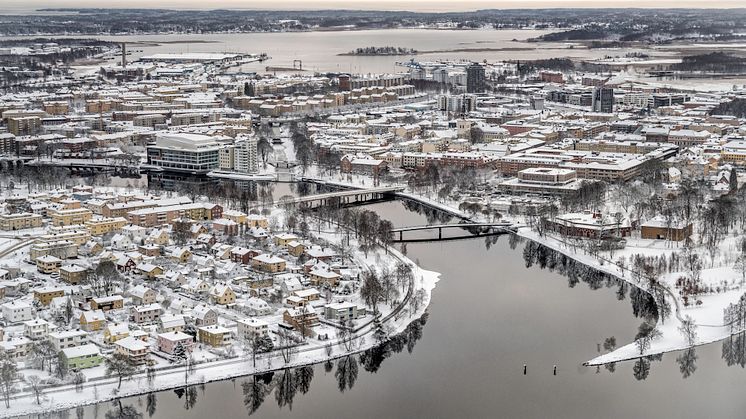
[592,86,614,113]
[466,63,485,93]
[234,137,258,174]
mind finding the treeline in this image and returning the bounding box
[710,98,746,118]
[517,58,575,75]
[344,46,417,56]
[671,52,746,73]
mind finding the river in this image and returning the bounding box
[34,192,746,419]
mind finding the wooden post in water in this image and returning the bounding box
[553,365,557,376]
[523,364,527,375]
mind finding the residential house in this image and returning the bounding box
[1,301,33,323]
[245,297,273,316]
[33,287,65,306]
[114,336,150,365]
[159,314,186,333]
[36,255,63,274]
[209,284,236,306]
[23,319,54,340]
[136,263,164,280]
[158,331,194,355]
[61,344,103,369]
[274,233,299,247]
[309,268,342,288]
[236,318,269,341]
[80,309,106,331]
[131,303,162,325]
[283,307,319,336]
[49,330,89,350]
[252,254,286,273]
[103,322,130,344]
[90,295,124,311]
[198,325,232,347]
[191,305,217,327]
[59,265,88,285]
[324,302,365,322]
[130,285,157,305]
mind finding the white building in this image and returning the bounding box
[236,318,269,341]
[234,136,258,173]
[2,301,33,323]
[49,330,89,350]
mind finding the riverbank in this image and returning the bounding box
[386,185,742,366]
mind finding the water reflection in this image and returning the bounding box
[721,332,746,367]
[677,349,698,378]
[521,241,658,323]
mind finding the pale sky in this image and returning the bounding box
[4,0,745,12]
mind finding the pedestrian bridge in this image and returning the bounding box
[390,222,516,242]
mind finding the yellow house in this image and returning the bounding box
[247,214,269,228]
[33,287,65,306]
[104,323,130,344]
[273,233,299,247]
[80,310,106,331]
[287,241,305,257]
[198,325,232,347]
[136,263,164,280]
[223,210,248,225]
[251,254,286,273]
[209,284,236,306]
[36,255,62,274]
[49,208,93,227]
[168,248,192,263]
[85,217,127,236]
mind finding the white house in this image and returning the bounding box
[2,301,33,323]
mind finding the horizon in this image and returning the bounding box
[5,0,746,12]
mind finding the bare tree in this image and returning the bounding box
[678,315,698,347]
[27,375,44,405]
[0,358,17,408]
[276,329,298,364]
[105,353,138,389]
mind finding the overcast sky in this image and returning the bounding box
[5,0,746,12]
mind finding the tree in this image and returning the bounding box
[735,254,746,284]
[276,329,298,364]
[678,315,698,347]
[172,342,188,363]
[635,322,662,355]
[171,219,192,246]
[105,353,138,390]
[30,340,57,373]
[245,334,273,368]
[0,358,17,408]
[360,270,383,315]
[27,375,44,405]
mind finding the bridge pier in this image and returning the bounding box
[438,227,442,240]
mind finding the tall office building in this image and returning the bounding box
[592,86,614,113]
[466,63,486,93]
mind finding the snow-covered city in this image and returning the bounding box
[3,4,746,418]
